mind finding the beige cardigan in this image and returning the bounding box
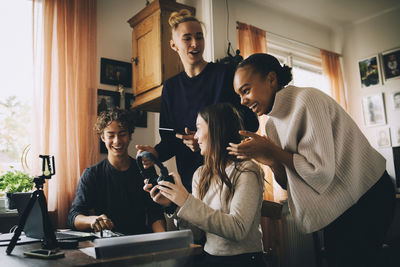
[177,160,264,256]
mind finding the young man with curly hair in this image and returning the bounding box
[68,108,165,235]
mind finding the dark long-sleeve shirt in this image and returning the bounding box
[155,62,259,191]
[68,157,164,235]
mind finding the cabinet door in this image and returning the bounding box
[132,11,162,96]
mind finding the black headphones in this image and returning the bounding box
[136,151,174,186]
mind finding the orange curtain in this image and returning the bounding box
[321,50,348,111]
[32,0,98,228]
[236,22,267,60]
[236,22,276,201]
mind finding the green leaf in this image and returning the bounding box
[0,168,34,193]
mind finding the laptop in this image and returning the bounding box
[15,197,96,241]
[91,230,193,259]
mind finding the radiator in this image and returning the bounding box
[280,200,317,267]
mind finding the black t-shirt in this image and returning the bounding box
[68,157,164,235]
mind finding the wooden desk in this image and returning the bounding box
[0,241,202,267]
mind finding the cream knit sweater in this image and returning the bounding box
[177,160,264,256]
[266,85,386,233]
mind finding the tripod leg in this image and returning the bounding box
[6,191,40,255]
[37,190,58,250]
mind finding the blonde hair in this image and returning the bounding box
[168,9,201,32]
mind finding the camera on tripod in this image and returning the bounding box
[33,155,55,188]
[6,155,58,255]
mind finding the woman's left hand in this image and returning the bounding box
[158,172,189,207]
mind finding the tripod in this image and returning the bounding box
[6,155,58,255]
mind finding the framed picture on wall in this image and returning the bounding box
[361,93,386,127]
[125,93,135,111]
[381,48,400,82]
[393,147,400,190]
[392,91,400,110]
[358,55,381,88]
[125,93,147,128]
[100,58,132,88]
[376,127,391,148]
[97,89,120,115]
[391,125,400,147]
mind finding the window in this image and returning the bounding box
[267,33,330,95]
[0,1,33,171]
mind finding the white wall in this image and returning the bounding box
[342,6,400,180]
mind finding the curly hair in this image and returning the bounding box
[94,108,135,137]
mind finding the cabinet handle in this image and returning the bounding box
[132,57,139,66]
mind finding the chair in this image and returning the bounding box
[261,200,323,267]
[261,200,283,267]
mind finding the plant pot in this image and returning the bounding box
[7,192,31,214]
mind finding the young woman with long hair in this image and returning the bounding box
[147,103,266,267]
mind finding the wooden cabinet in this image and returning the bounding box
[128,0,195,112]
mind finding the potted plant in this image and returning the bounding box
[0,166,34,210]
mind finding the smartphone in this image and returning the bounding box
[24,249,65,259]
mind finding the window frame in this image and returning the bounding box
[266,32,330,95]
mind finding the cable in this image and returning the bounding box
[9,225,18,233]
[225,0,235,56]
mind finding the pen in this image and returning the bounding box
[159,128,175,132]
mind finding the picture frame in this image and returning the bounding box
[393,147,400,190]
[392,91,400,110]
[381,48,400,82]
[97,89,120,115]
[100,58,132,88]
[375,127,391,148]
[358,55,381,88]
[124,93,135,111]
[97,89,120,154]
[361,93,386,127]
[125,93,147,128]
[391,125,400,147]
